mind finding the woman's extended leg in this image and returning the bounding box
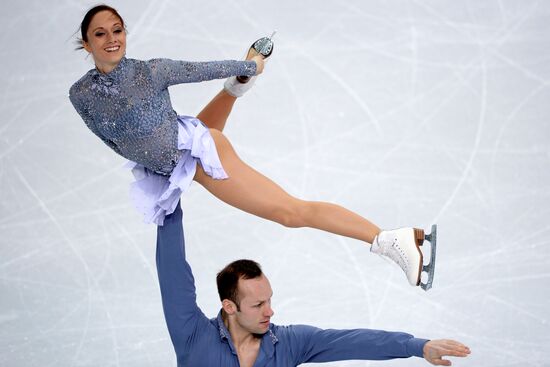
[193,129,381,244]
[196,46,261,131]
[196,90,237,132]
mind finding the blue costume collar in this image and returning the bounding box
[215,310,278,358]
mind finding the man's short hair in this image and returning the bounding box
[216,259,263,310]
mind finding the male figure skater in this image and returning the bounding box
[156,202,470,366]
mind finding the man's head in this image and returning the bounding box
[216,260,274,335]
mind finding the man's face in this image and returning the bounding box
[234,275,274,335]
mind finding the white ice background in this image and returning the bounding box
[1,1,549,366]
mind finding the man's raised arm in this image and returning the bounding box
[156,201,208,351]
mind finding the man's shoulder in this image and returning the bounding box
[270,323,318,342]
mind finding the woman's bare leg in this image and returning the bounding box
[196,47,260,131]
[196,90,237,132]
[194,129,381,244]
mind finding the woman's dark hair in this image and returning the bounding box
[216,259,263,311]
[75,5,126,50]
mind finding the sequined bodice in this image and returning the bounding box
[69,57,256,174]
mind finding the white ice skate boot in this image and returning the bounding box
[371,225,437,291]
[224,34,275,97]
[224,74,258,97]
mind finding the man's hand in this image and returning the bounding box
[423,339,471,366]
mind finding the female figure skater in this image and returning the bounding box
[69,5,436,289]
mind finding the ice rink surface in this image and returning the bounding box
[1,0,549,366]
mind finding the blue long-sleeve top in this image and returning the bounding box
[69,57,256,175]
[156,202,429,366]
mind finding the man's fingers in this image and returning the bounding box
[440,340,471,356]
[432,358,452,366]
[424,339,471,365]
[442,347,470,357]
[443,339,471,351]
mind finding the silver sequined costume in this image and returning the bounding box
[69,57,256,175]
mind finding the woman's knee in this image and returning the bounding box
[273,200,311,228]
[209,128,224,143]
[209,128,233,155]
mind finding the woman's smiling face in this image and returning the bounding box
[83,10,126,74]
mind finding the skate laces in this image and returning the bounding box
[372,234,410,272]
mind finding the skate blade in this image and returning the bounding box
[413,228,425,287]
[420,224,437,291]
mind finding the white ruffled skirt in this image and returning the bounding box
[127,115,227,225]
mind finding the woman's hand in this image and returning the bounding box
[252,55,264,75]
